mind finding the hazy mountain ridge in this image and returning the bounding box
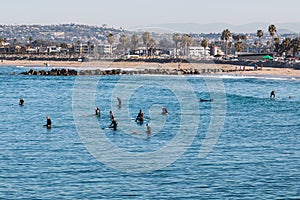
[131,22,300,34]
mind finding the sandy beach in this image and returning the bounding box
[1,59,300,77]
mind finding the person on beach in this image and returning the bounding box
[109,110,115,121]
[109,117,118,131]
[19,97,24,106]
[135,109,144,123]
[270,90,276,99]
[45,116,51,129]
[95,107,100,116]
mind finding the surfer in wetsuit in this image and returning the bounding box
[109,117,118,130]
[45,116,51,129]
[109,110,115,121]
[270,90,275,99]
[146,123,151,134]
[19,97,24,106]
[135,109,144,123]
[200,98,213,102]
[161,107,168,115]
[95,107,100,116]
[117,97,122,108]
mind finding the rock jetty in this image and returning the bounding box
[19,68,223,76]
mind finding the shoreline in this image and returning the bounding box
[1,59,300,78]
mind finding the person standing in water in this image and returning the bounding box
[109,110,115,121]
[109,117,118,131]
[161,107,168,115]
[146,123,151,134]
[95,107,101,116]
[135,109,144,123]
[45,116,51,129]
[19,97,24,106]
[270,90,276,99]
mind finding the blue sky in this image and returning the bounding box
[1,0,299,28]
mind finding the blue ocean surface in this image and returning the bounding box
[0,66,299,199]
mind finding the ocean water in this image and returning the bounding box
[0,66,300,199]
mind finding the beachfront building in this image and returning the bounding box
[210,46,224,56]
[96,44,112,55]
[187,46,210,58]
[74,43,111,55]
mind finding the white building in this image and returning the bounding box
[187,46,210,57]
[75,44,111,55]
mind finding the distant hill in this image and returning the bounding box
[130,22,300,34]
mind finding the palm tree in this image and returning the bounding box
[268,24,277,37]
[107,33,115,56]
[87,41,91,54]
[186,35,194,50]
[142,32,151,57]
[201,39,208,57]
[221,29,231,56]
[149,38,157,56]
[119,34,128,54]
[291,37,300,57]
[278,37,292,56]
[234,41,244,53]
[77,40,82,55]
[131,34,139,50]
[232,34,240,42]
[257,29,264,51]
[268,24,277,51]
[180,34,189,56]
[172,33,181,58]
[29,36,33,47]
[273,37,280,53]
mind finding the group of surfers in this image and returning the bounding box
[19,91,279,132]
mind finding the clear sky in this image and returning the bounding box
[1,0,299,28]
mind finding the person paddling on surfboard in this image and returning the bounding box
[200,98,213,102]
[45,116,51,129]
[19,97,24,106]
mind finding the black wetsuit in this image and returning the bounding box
[95,108,100,116]
[200,98,213,102]
[109,120,118,130]
[270,91,275,99]
[19,99,24,106]
[47,119,52,128]
[135,112,144,123]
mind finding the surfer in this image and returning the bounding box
[19,97,24,106]
[135,109,144,123]
[109,118,118,131]
[117,97,122,108]
[146,123,151,134]
[161,106,168,115]
[270,90,275,99]
[45,116,51,129]
[109,110,115,121]
[95,107,100,116]
[200,98,213,102]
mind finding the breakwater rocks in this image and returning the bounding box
[20,69,78,76]
[20,68,223,76]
